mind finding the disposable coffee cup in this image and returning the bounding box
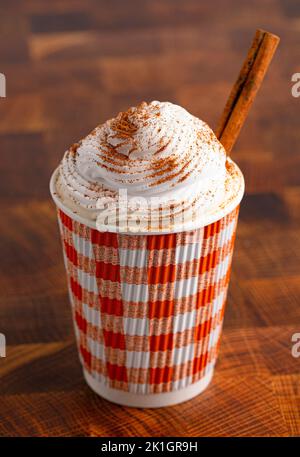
[50,162,244,408]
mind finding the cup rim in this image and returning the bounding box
[50,163,245,235]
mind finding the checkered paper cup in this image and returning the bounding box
[51,169,243,407]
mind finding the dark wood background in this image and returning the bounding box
[0,0,299,437]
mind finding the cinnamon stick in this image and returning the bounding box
[216,29,280,154]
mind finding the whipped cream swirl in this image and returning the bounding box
[56,101,242,232]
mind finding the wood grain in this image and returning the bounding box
[0,0,299,437]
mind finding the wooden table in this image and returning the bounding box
[0,0,299,437]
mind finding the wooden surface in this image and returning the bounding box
[0,0,300,437]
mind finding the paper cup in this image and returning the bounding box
[53,186,241,407]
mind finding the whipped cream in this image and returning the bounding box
[54,101,244,232]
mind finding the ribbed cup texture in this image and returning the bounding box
[57,207,239,394]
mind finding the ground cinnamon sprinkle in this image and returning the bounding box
[93,101,200,188]
[99,142,130,162]
[69,143,80,156]
[149,158,192,187]
[154,139,171,155]
[104,102,157,159]
[97,161,129,175]
[110,102,150,138]
[178,169,192,183]
[149,154,178,171]
[111,111,138,137]
[226,159,234,173]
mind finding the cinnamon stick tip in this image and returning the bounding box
[256,28,280,44]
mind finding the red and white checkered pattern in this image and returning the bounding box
[57,206,239,394]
